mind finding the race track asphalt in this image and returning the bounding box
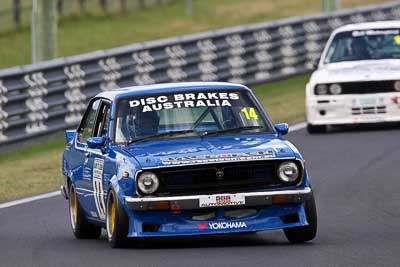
[1,126,399,267]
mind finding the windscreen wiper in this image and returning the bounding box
[200,126,264,137]
[127,129,198,145]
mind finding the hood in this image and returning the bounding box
[311,59,400,84]
[123,135,296,169]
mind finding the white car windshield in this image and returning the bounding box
[324,29,400,63]
[114,90,273,143]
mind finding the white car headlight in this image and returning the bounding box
[277,161,300,183]
[137,172,159,194]
[394,81,400,92]
[329,84,342,95]
[315,84,328,95]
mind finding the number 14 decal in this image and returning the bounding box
[241,107,259,120]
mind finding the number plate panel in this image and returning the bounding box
[199,194,245,208]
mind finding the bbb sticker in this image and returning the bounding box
[199,194,245,208]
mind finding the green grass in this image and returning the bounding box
[0,74,309,203]
[0,0,388,69]
[253,75,309,123]
[0,138,65,202]
[0,0,176,34]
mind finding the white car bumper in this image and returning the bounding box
[306,93,400,125]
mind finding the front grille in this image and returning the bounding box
[150,160,302,196]
[315,81,397,95]
[352,106,386,115]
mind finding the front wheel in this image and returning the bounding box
[106,189,129,248]
[69,183,101,239]
[283,193,317,243]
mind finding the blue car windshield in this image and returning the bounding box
[114,89,273,143]
[324,29,400,63]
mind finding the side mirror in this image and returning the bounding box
[311,57,320,70]
[274,123,289,136]
[87,136,106,149]
[65,130,76,144]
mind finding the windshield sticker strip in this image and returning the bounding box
[129,92,240,113]
[352,29,400,37]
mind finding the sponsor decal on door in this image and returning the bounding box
[93,158,106,220]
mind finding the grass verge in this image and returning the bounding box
[253,75,309,123]
[0,74,309,203]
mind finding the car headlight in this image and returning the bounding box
[137,172,159,194]
[394,81,400,92]
[329,83,342,95]
[277,161,300,183]
[315,84,328,95]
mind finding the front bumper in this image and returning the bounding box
[125,187,312,211]
[306,93,400,125]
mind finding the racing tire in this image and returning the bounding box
[106,189,129,248]
[69,183,102,239]
[307,123,327,134]
[283,193,317,243]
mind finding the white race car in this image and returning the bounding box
[306,21,400,133]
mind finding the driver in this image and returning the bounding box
[134,110,160,137]
[350,37,370,60]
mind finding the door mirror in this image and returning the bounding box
[87,136,106,149]
[311,57,320,70]
[274,123,289,136]
[65,130,76,144]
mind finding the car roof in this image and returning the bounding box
[334,20,400,33]
[96,82,250,101]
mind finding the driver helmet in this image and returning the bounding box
[350,37,370,59]
[134,110,160,136]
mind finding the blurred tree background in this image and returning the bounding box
[0,0,175,33]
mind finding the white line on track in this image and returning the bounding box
[0,122,307,209]
[289,122,307,133]
[0,191,60,209]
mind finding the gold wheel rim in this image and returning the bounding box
[69,186,78,229]
[107,194,116,236]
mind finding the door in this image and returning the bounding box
[85,100,113,222]
[73,98,103,217]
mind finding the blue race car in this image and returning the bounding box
[61,82,317,247]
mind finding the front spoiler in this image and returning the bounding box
[125,187,312,211]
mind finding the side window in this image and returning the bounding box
[93,102,111,138]
[78,99,101,143]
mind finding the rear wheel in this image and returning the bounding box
[69,183,101,239]
[307,123,327,134]
[106,189,129,248]
[284,194,317,243]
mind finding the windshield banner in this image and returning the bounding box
[129,92,240,112]
[352,29,400,37]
